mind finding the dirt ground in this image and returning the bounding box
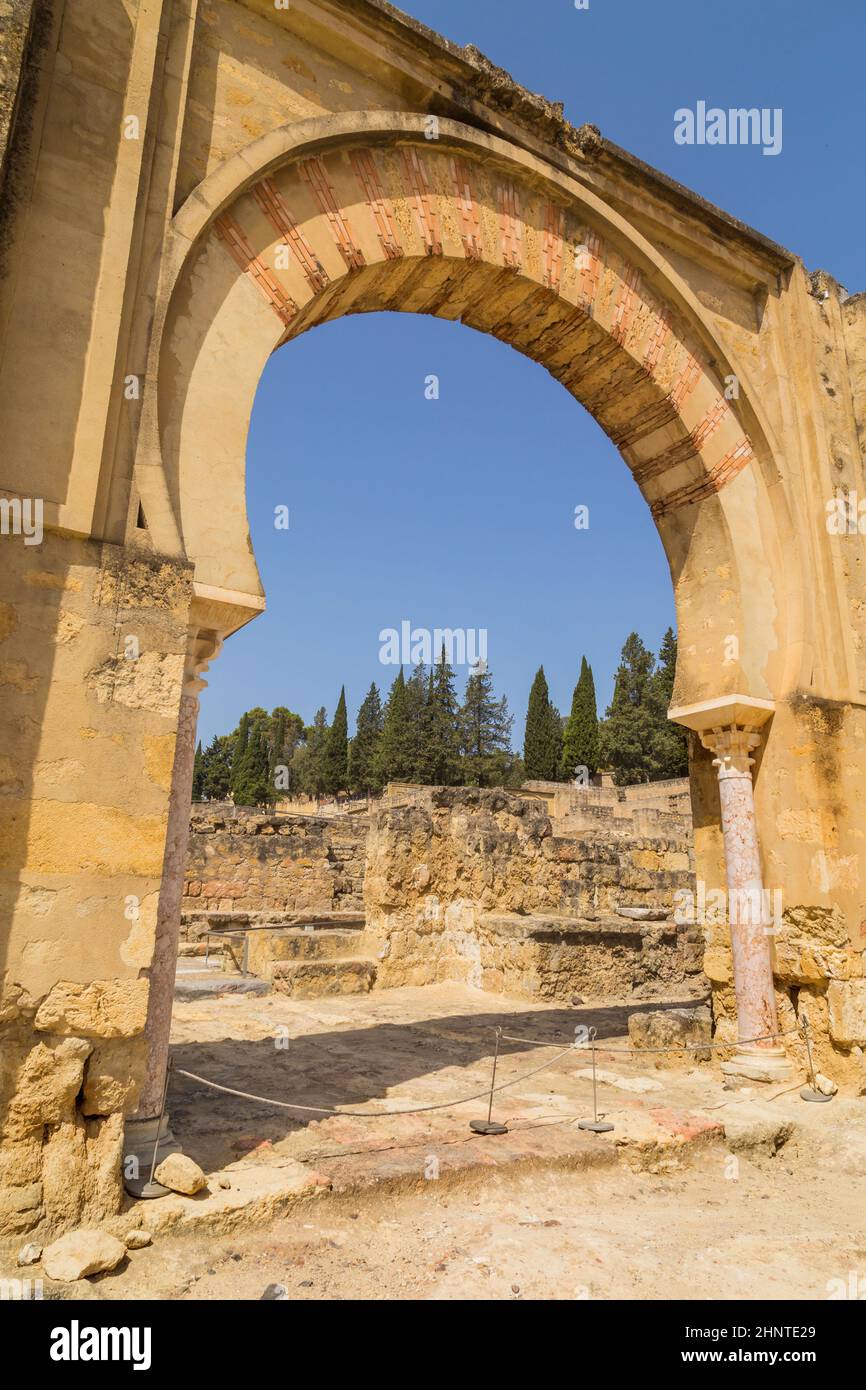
[97,1142,865,1301]
[75,980,863,1301]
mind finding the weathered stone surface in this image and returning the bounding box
[827,981,866,1046]
[82,1038,146,1116]
[362,789,697,1002]
[154,1153,207,1195]
[42,1228,127,1282]
[17,1241,41,1266]
[272,957,376,998]
[628,1006,712,1062]
[34,979,149,1039]
[123,1229,153,1249]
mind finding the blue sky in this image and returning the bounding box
[197,0,864,745]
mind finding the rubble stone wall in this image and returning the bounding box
[362,788,702,1002]
[183,807,368,917]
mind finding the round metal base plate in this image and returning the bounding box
[800,1087,833,1104]
[470,1120,508,1136]
[579,1120,615,1133]
[125,1178,172,1200]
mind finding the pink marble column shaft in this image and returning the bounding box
[137,628,220,1119]
[702,725,780,1050]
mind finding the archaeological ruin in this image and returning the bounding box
[1,0,865,1243]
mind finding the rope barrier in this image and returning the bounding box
[166,1019,818,1139]
[175,1043,575,1119]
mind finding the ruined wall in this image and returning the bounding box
[0,539,192,1237]
[183,807,368,918]
[363,788,703,1003]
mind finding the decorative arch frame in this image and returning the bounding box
[131,112,802,706]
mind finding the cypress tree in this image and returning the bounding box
[230,713,250,801]
[322,687,349,795]
[232,718,271,806]
[348,683,384,795]
[560,656,599,782]
[598,632,657,784]
[192,741,204,800]
[524,666,561,780]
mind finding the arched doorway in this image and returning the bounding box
[132,115,802,1130]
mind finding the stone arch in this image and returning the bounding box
[137,115,798,709]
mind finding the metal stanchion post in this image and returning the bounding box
[470,1027,508,1135]
[799,1011,832,1103]
[579,1030,614,1134]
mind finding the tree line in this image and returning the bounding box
[192,628,687,806]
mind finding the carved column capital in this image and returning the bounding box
[699,723,763,777]
[183,625,223,703]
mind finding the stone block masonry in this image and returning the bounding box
[362,787,704,1003]
[185,788,705,1006]
[183,807,368,917]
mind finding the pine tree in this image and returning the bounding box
[432,646,462,785]
[598,632,657,784]
[322,687,349,795]
[298,707,329,798]
[202,734,235,800]
[348,683,384,795]
[192,741,204,800]
[408,661,430,783]
[268,707,305,797]
[647,627,689,779]
[374,670,415,785]
[460,666,514,787]
[560,656,599,781]
[523,666,561,780]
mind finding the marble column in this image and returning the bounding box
[700,724,786,1062]
[138,626,220,1117]
[669,697,792,1082]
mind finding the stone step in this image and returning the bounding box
[245,926,365,978]
[266,928,364,962]
[174,971,271,1001]
[271,957,377,999]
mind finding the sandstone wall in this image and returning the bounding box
[362,788,703,1003]
[183,807,368,918]
[0,539,192,1237]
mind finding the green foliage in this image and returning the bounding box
[523,666,562,780]
[199,627,683,804]
[459,665,514,787]
[425,647,462,786]
[560,656,599,781]
[231,714,271,806]
[598,631,686,784]
[192,741,204,800]
[348,683,384,794]
[199,734,235,800]
[373,670,415,785]
[647,627,689,779]
[321,687,349,796]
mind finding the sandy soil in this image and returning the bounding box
[96,1141,865,1302]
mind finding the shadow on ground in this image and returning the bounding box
[166,996,705,1171]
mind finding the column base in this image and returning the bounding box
[720,1047,795,1085]
[123,1113,183,1199]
